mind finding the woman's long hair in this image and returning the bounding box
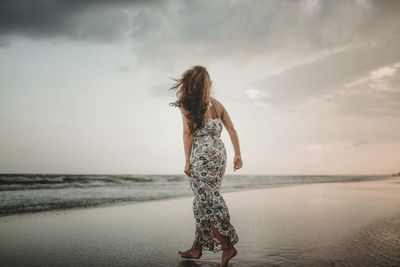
[169,65,211,134]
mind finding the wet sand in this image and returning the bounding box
[1,176,400,266]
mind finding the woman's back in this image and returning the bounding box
[193,97,224,138]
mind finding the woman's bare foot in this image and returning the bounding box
[178,247,202,259]
[219,246,237,267]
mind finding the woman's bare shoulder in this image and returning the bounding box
[210,97,225,116]
[211,97,224,108]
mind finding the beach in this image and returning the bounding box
[1,176,400,266]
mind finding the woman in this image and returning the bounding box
[169,65,243,267]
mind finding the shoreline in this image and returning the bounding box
[1,176,400,266]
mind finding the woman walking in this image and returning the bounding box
[169,65,243,267]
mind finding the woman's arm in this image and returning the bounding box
[181,109,193,163]
[214,99,243,171]
[219,103,241,157]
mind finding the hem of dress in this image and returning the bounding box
[194,236,239,253]
[192,220,239,253]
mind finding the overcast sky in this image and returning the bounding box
[0,0,399,175]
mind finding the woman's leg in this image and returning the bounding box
[209,220,237,267]
[178,191,203,259]
[178,230,202,259]
[208,220,230,250]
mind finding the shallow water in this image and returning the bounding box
[0,173,393,216]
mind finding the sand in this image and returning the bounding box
[1,176,400,267]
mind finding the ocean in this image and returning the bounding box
[0,173,393,217]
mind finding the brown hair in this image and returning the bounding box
[168,65,211,134]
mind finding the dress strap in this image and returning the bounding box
[210,98,220,119]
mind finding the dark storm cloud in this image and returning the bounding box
[0,0,162,42]
[1,0,399,58]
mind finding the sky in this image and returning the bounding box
[0,0,399,176]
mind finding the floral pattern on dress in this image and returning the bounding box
[188,102,239,253]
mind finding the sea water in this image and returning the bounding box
[0,173,392,216]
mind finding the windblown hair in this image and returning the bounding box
[168,65,211,134]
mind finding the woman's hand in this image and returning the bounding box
[233,155,243,172]
[184,160,192,177]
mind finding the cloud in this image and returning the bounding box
[0,0,162,43]
[1,0,400,115]
[250,35,400,116]
[323,61,400,117]
[245,89,269,100]
[2,1,398,58]
[132,0,400,68]
[344,63,400,93]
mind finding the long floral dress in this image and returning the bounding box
[188,98,239,253]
